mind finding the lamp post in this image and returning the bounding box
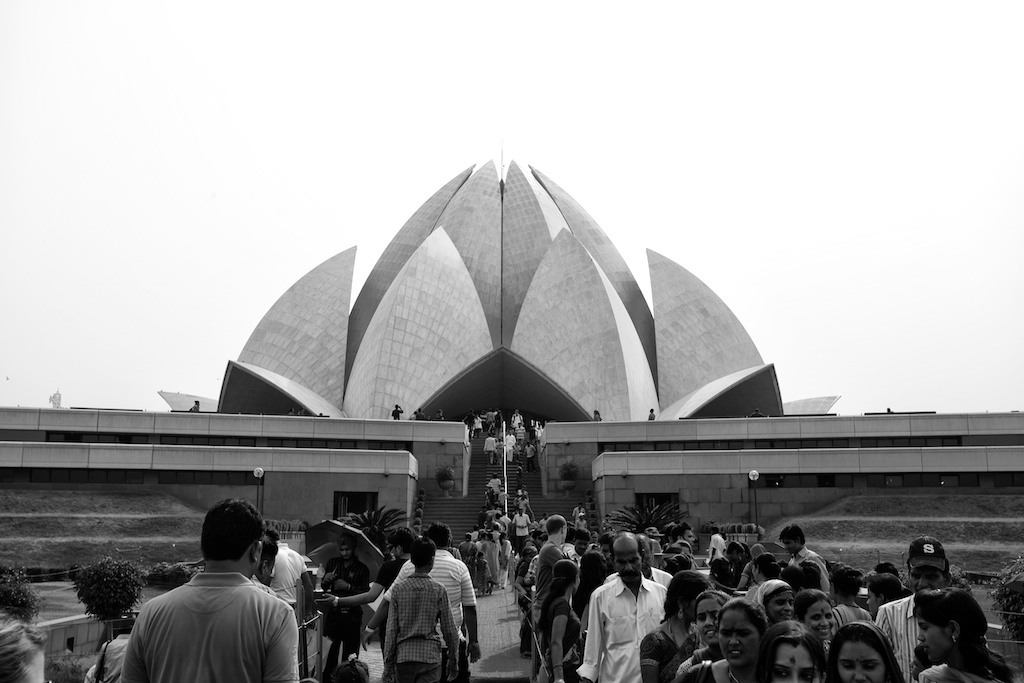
[253,467,265,515]
[748,469,760,539]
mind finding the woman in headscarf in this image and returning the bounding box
[748,579,794,626]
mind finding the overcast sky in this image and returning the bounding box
[1,2,1022,417]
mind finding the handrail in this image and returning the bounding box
[462,425,471,497]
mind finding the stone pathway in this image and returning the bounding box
[319,585,529,682]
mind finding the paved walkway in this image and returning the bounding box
[321,585,529,682]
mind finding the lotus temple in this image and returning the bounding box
[217,160,802,423]
[1,161,1022,528]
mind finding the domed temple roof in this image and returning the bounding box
[219,161,783,421]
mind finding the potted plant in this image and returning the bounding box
[558,460,580,496]
[435,465,455,497]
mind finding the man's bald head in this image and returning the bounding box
[613,532,643,587]
[613,532,640,553]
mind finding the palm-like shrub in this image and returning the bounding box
[339,506,409,554]
[606,502,685,533]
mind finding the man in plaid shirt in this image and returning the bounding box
[383,538,459,683]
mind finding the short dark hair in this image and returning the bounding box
[260,534,280,566]
[425,522,452,548]
[874,561,900,577]
[411,538,436,568]
[201,499,263,561]
[388,528,416,554]
[779,524,805,544]
[575,529,591,544]
[830,564,864,597]
[263,526,280,544]
[866,572,906,601]
[726,541,744,555]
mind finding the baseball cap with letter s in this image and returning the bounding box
[908,536,947,571]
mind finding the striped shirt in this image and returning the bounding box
[384,549,476,631]
[874,594,916,683]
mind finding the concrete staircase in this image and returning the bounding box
[427,434,585,540]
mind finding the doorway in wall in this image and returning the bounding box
[334,491,379,518]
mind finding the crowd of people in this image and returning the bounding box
[0,501,1015,683]
[507,519,1014,683]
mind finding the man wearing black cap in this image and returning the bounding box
[874,536,950,682]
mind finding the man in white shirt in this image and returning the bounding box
[707,526,727,564]
[268,529,314,617]
[579,533,666,683]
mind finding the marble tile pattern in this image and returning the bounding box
[648,249,763,407]
[510,230,657,421]
[238,247,356,408]
[432,161,503,348]
[500,161,556,347]
[345,166,474,385]
[529,166,659,382]
[343,229,492,419]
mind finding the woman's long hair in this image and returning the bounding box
[756,622,826,683]
[573,551,607,618]
[539,559,579,636]
[662,570,712,623]
[914,588,1013,683]
[826,621,904,683]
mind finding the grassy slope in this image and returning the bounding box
[0,490,206,567]
[765,495,1024,575]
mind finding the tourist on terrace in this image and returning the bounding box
[391,404,403,420]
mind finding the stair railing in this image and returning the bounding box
[500,419,508,515]
[462,424,471,498]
